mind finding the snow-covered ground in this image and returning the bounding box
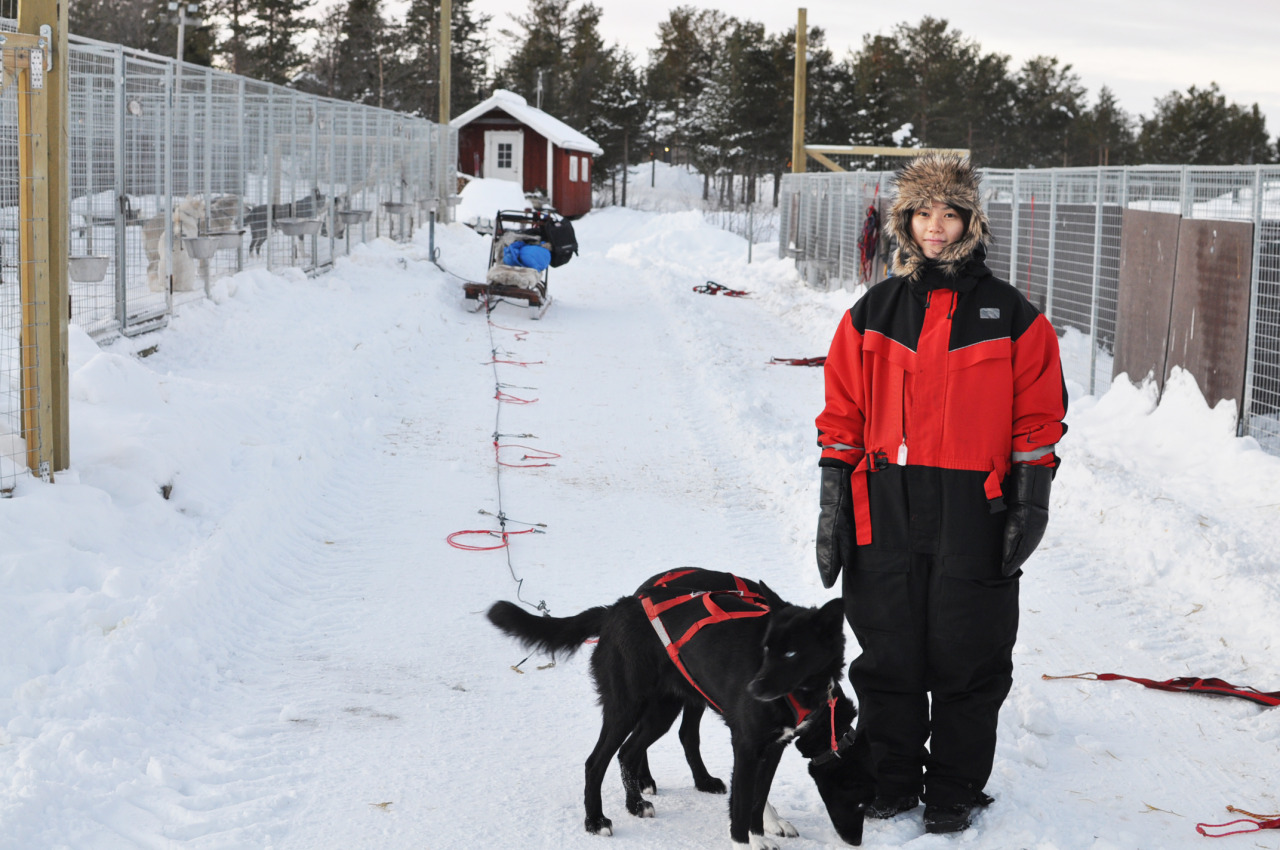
[2,187,1279,849]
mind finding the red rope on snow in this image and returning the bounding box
[1043,672,1280,707]
[494,440,560,468]
[693,281,751,297]
[1197,807,1280,838]
[446,527,543,551]
[770,356,826,367]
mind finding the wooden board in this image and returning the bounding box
[1166,218,1254,416]
[1113,209,1181,389]
[464,281,545,306]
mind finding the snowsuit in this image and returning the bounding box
[815,154,1068,809]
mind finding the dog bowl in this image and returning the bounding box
[208,230,245,250]
[382,201,413,216]
[275,218,323,237]
[183,236,220,260]
[68,255,110,282]
[338,209,372,225]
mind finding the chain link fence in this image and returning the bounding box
[66,35,457,339]
[780,165,1280,454]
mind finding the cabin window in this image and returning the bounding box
[497,143,513,170]
[581,158,589,183]
[569,155,579,182]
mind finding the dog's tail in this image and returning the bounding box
[486,601,610,658]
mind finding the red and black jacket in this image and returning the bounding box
[816,253,1068,574]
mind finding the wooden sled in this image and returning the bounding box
[463,209,554,319]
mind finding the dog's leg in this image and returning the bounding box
[584,702,636,836]
[677,703,726,794]
[748,748,789,844]
[617,699,680,816]
[728,736,785,849]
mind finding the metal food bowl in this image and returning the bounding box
[275,217,323,237]
[68,255,110,282]
[183,236,220,259]
[338,209,372,224]
[382,202,413,216]
[209,230,245,250]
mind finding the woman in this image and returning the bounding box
[814,153,1067,834]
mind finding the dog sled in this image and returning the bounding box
[464,209,577,319]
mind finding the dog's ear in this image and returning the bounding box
[819,598,845,634]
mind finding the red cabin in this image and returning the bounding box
[452,90,602,218]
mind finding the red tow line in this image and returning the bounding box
[1197,806,1280,838]
[693,281,750,297]
[1043,672,1280,707]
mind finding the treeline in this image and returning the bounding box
[71,0,1276,197]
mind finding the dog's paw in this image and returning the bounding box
[695,775,727,794]
[627,799,655,819]
[763,802,798,838]
[745,833,782,850]
[584,815,613,836]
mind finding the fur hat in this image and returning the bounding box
[888,153,990,280]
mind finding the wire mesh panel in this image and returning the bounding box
[0,43,49,491]
[121,53,171,330]
[1242,167,1280,451]
[67,45,120,336]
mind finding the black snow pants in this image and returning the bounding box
[842,551,1019,808]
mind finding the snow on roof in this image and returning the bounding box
[451,89,604,156]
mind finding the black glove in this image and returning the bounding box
[816,466,857,588]
[1002,464,1053,576]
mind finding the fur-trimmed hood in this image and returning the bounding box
[889,153,990,281]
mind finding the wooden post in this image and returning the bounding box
[7,31,53,479]
[790,8,807,174]
[19,0,67,475]
[439,0,451,125]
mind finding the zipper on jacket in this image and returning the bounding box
[898,372,908,465]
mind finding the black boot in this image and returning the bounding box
[923,793,993,834]
[865,795,918,819]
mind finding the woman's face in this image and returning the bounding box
[910,201,966,259]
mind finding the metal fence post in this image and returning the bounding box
[1008,171,1021,290]
[1044,170,1057,322]
[1241,166,1265,437]
[112,45,126,328]
[1088,167,1105,396]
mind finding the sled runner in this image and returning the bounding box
[464,209,576,319]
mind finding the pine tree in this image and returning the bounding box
[493,0,574,114]
[329,0,389,105]
[241,0,314,85]
[383,0,491,119]
[1138,83,1274,165]
[1008,56,1087,167]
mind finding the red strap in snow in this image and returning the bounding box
[1043,672,1280,707]
[770,356,827,367]
[693,281,751,297]
[1197,807,1280,838]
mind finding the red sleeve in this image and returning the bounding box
[815,311,868,469]
[1011,313,1068,468]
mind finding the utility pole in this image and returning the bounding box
[439,0,451,125]
[791,8,807,174]
[167,2,201,66]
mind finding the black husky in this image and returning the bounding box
[486,568,873,846]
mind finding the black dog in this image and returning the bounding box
[245,188,331,255]
[487,569,872,847]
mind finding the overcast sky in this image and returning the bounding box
[467,0,1280,134]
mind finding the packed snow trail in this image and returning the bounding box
[1,205,1277,849]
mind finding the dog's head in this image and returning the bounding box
[747,598,845,702]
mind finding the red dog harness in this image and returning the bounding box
[639,569,771,715]
[637,569,827,732]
